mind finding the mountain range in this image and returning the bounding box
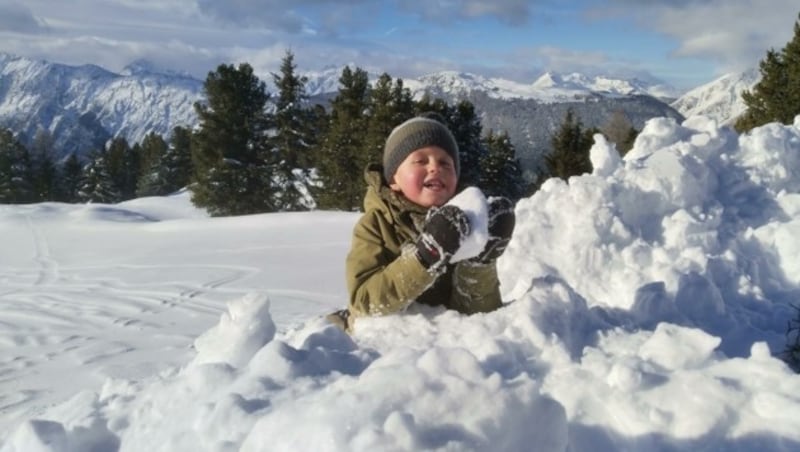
[0,52,757,178]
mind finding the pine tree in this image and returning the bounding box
[545,109,595,181]
[481,130,526,201]
[736,13,800,131]
[364,73,398,164]
[137,154,168,198]
[105,137,139,201]
[30,129,59,201]
[137,128,193,197]
[270,49,312,211]
[78,150,120,203]
[136,133,172,197]
[313,66,371,210]
[139,133,167,181]
[447,100,486,190]
[364,73,414,166]
[392,77,416,124]
[167,126,194,190]
[191,63,277,216]
[0,128,35,203]
[57,153,84,203]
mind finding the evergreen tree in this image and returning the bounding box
[364,74,415,166]
[736,13,800,131]
[364,73,399,164]
[30,129,59,201]
[271,49,312,211]
[191,63,277,216]
[137,127,193,197]
[78,150,120,203]
[391,78,416,124]
[161,126,193,194]
[481,130,526,201]
[139,133,167,180]
[105,137,139,201]
[137,155,168,198]
[0,128,35,203]
[135,133,169,197]
[545,109,595,181]
[57,153,84,203]
[447,100,486,190]
[313,66,370,210]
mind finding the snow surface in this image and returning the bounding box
[3,116,800,451]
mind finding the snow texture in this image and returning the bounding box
[3,115,800,451]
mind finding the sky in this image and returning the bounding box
[0,0,798,91]
[2,114,800,450]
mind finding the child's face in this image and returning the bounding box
[389,146,458,208]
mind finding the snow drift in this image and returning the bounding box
[3,115,800,452]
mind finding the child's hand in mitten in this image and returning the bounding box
[416,205,470,272]
[470,196,515,264]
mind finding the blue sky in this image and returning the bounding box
[0,0,798,91]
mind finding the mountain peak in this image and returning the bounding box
[670,68,760,125]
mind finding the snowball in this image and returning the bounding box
[445,186,489,262]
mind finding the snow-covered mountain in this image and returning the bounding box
[390,70,679,103]
[0,52,694,164]
[671,68,760,126]
[0,53,202,159]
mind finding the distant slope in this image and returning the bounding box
[670,68,759,126]
[0,53,202,159]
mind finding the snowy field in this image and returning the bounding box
[2,115,800,451]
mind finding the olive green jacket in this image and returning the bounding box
[346,164,503,318]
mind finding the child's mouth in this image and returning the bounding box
[423,180,445,190]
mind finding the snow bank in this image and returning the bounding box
[4,116,800,451]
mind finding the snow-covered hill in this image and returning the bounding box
[671,68,760,125]
[0,53,203,159]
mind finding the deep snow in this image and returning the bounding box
[2,115,800,451]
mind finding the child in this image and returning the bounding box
[329,114,515,331]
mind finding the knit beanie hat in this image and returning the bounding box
[382,115,460,182]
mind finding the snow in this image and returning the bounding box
[2,115,800,451]
[445,186,489,262]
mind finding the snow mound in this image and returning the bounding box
[5,115,800,452]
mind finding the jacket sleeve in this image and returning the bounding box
[346,211,437,317]
[450,261,503,314]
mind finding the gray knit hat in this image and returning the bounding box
[382,115,460,182]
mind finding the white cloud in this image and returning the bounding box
[597,0,799,74]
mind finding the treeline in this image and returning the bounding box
[0,51,535,214]
[0,50,644,214]
[0,126,191,205]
